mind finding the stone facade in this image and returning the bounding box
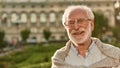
[0,0,117,43]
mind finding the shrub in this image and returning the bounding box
[43,28,51,42]
[20,29,31,43]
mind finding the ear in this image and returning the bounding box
[91,20,94,31]
[64,26,68,30]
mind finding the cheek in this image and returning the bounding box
[68,29,73,33]
[83,23,91,30]
[66,28,73,35]
[83,24,89,29]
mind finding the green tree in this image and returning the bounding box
[0,30,5,42]
[113,26,120,42]
[43,29,51,42]
[92,12,109,38]
[20,29,31,43]
[0,29,6,50]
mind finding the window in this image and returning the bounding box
[2,5,6,8]
[1,13,8,25]
[20,13,27,23]
[41,4,45,8]
[40,13,46,23]
[49,12,56,23]
[11,13,18,23]
[21,5,25,8]
[31,5,35,8]
[60,35,65,40]
[30,13,37,23]
[106,3,110,7]
[51,36,56,41]
[12,5,16,8]
[97,4,101,7]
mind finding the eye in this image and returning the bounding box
[77,19,84,22]
[68,20,75,24]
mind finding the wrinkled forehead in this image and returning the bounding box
[66,8,88,19]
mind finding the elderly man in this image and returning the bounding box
[51,5,120,68]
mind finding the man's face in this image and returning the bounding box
[64,9,94,44]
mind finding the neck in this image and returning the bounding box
[78,38,92,50]
[73,38,92,57]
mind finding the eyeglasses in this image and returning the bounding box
[64,18,91,28]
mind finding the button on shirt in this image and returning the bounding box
[65,41,106,67]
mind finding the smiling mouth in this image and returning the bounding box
[72,31,85,35]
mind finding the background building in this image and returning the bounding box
[0,0,119,43]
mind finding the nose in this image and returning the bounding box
[74,22,79,30]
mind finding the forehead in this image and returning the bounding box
[67,9,88,19]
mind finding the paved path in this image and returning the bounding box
[0,46,24,57]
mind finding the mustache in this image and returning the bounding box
[71,28,86,34]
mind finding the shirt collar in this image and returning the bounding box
[70,40,95,56]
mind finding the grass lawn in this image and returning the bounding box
[0,42,65,68]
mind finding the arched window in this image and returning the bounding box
[40,12,46,23]
[51,36,56,41]
[2,13,7,19]
[30,13,37,23]
[60,35,65,40]
[11,13,18,23]
[49,12,56,23]
[20,13,27,23]
[1,13,8,24]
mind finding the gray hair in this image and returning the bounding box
[62,5,94,26]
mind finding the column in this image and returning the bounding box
[27,14,31,27]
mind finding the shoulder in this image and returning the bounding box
[52,41,71,60]
[53,46,67,58]
[51,43,71,68]
[92,37,120,51]
[92,37,120,59]
[51,46,68,68]
[102,43,120,54]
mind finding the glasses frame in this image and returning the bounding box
[64,18,92,28]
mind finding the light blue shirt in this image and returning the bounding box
[65,41,106,67]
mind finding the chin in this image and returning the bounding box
[75,40,86,44]
[70,37,87,44]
